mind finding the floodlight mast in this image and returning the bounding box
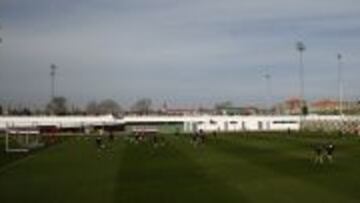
[0,24,2,44]
[296,41,306,130]
[337,53,343,115]
[296,41,306,114]
[50,64,57,101]
[264,70,272,115]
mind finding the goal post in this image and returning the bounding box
[4,123,42,153]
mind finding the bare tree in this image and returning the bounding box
[86,101,99,115]
[97,99,122,115]
[214,101,233,110]
[86,99,122,115]
[46,96,68,115]
[131,98,152,115]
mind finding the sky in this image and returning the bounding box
[0,0,359,108]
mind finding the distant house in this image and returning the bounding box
[273,97,305,115]
[275,98,344,115]
[310,99,338,113]
[286,98,304,114]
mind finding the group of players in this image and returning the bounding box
[190,129,217,147]
[94,128,337,166]
[123,130,166,149]
[313,142,335,165]
[95,128,214,149]
[95,130,114,149]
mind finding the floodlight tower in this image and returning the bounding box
[0,24,2,44]
[50,64,57,101]
[296,41,306,115]
[264,70,272,115]
[337,53,343,115]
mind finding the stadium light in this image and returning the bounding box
[337,53,343,115]
[263,68,272,115]
[296,41,306,115]
[50,64,57,100]
[0,24,2,44]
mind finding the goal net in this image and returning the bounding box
[4,125,44,153]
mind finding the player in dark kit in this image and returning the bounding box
[152,134,159,148]
[109,130,114,142]
[175,127,180,137]
[212,131,217,139]
[96,137,102,148]
[313,143,324,165]
[191,131,198,145]
[212,131,217,143]
[199,129,205,144]
[325,142,335,163]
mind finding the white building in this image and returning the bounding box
[1,114,359,133]
[0,115,121,131]
[123,115,300,132]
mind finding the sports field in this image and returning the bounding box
[1,133,360,203]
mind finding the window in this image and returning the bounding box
[230,121,238,124]
[209,120,217,125]
[273,120,298,124]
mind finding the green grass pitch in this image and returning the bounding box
[1,132,360,203]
